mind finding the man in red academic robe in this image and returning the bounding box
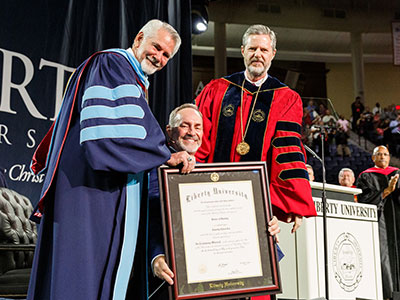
[195,24,317,300]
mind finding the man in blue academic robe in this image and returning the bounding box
[27,20,194,300]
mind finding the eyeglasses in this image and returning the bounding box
[374,152,389,157]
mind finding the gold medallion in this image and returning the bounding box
[210,172,220,182]
[236,141,250,155]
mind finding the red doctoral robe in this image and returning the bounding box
[195,71,316,300]
[195,71,316,220]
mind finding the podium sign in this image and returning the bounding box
[278,183,382,300]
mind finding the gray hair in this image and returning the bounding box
[168,103,203,128]
[242,24,277,51]
[373,145,389,156]
[338,168,354,179]
[137,19,182,57]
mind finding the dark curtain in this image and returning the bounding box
[148,0,194,127]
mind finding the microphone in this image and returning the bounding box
[312,124,331,128]
[304,144,323,163]
[311,124,334,132]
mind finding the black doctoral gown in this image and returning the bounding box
[356,166,400,299]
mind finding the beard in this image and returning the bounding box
[140,58,158,75]
[246,59,271,78]
[175,138,201,155]
[137,46,160,75]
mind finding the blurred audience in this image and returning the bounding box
[388,104,398,120]
[336,115,350,132]
[351,96,364,131]
[318,103,327,117]
[335,126,351,157]
[322,109,336,125]
[358,106,374,140]
[301,100,400,193]
[389,113,400,155]
[372,102,382,115]
[389,113,400,135]
[351,104,400,158]
[310,120,330,157]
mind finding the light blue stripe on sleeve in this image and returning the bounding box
[80,104,145,122]
[112,173,143,300]
[82,84,141,107]
[80,124,147,143]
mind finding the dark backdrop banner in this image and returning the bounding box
[0,0,192,206]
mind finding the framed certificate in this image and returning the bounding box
[158,161,281,299]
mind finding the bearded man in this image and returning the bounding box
[195,24,316,300]
[195,24,316,231]
[144,104,281,299]
[27,19,195,300]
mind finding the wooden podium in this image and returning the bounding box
[277,182,382,300]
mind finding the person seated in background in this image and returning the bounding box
[303,107,312,127]
[387,104,398,120]
[372,102,382,115]
[338,167,357,202]
[326,119,337,155]
[148,103,281,299]
[380,118,392,147]
[359,106,374,141]
[335,125,351,157]
[306,164,315,182]
[322,109,336,126]
[306,100,316,114]
[318,103,327,117]
[389,113,400,155]
[336,114,350,133]
[301,114,313,148]
[311,120,330,157]
[303,106,320,128]
[351,96,364,131]
[380,106,391,121]
[389,113,400,135]
[338,168,356,188]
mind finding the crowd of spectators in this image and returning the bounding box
[301,98,399,187]
[353,101,400,156]
[302,100,348,159]
[302,98,400,159]
[302,99,371,185]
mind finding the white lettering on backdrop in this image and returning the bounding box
[0,47,75,121]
